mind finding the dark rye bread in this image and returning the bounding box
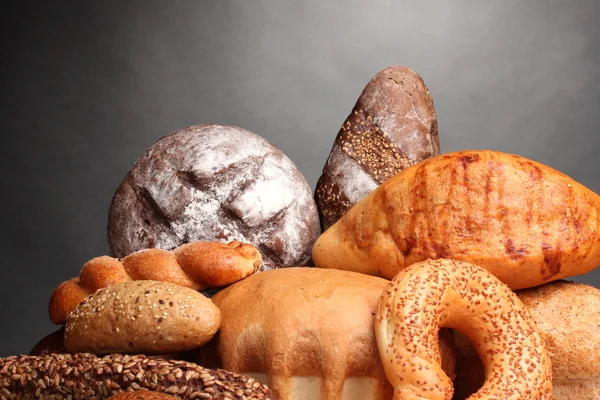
[0,354,273,399]
[315,66,440,230]
[108,124,320,269]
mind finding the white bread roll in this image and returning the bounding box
[197,267,456,400]
[453,280,600,400]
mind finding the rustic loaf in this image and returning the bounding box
[0,354,274,399]
[107,391,178,400]
[64,281,221,355]
[453,280,600,400]
[108,124,320,269]
[313,150,600,290]
[49,240,261,324]
[197,267,456,400]
[315,66,440,230]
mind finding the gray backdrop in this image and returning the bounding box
[1,0,599,357]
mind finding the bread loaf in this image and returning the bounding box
[453,280,600,400]
[49,240,260,324]
[64,281,221,355]
[108,124,321,269]
[197,267,456,400]
[29,327,66,356]
[315,66,440,230]
[313,150,600,289]
[107,392,177,400]
[0,354,274,399]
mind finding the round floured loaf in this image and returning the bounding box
[108,124,321,269]
[198,267,456,400]
[453,280,600,400]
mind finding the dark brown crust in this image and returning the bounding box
[315,66,440,230]
[107,124,320,269]
[107,391,178,400]
[0,354,273,399]
[29,328,67,356]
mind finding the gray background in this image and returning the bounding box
[1,0,599,357]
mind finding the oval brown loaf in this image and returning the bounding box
[0,353,274,399]
[453,280,600,400]
[64,281,221,355]
[313,150,600,290]
[315,66,440,230]
[199,267,456,400]
[107,124,321,269]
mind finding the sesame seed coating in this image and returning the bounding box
[375,258,552,400]
[0,353,273,399]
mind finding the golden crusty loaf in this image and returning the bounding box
[313,150,600,290]
[453,280,600,400]
[64,281,221,354]
[199,267,456,400]
[0,353,274,399]
[49,240,261,324]
[107,391,178,400]
[377,259,551,399]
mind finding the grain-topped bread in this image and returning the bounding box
[64,281,221,355]
[315,66,440,230]
[0,353,274,399]
[199,267,456,400]
[453,280,600,399]
[108,124,320,269]
[107,391,178,400]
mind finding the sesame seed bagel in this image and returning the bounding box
[375,258,552,400]
[0,353,274,399]
[64,281,221,355]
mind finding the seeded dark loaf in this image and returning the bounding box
[0,354,274,399]
[49,241,261,324]
[64,281,221,355]
[108,124,321,269]
[315,66,440,230]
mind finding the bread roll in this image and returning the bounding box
[0,353,274,399]
[197,267,455,400]
[107,124,320,269]
[64,281,221,354]
[313,150,600,289]
[29,327,66,356]
[453,280,600,399]
[315,66,440,230]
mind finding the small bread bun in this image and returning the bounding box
[64,281,221,354]
[107,391,177,400]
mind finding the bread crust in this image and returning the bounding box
[49,240,260,324]
[315,66,440,230]
[200,267,455,400]
[376,258,552,399]
[0,354,274,399]
[64,281,221,354]
[106,391,177,400]
[453,280,600,400]
[313,150,600,290]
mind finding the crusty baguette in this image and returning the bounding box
[0,353,274,399]
[453,280,600,400]
[64,281,221,355]
[49,240,261,324]
[313,150,600,290]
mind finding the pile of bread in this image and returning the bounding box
[2,66,599,400]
